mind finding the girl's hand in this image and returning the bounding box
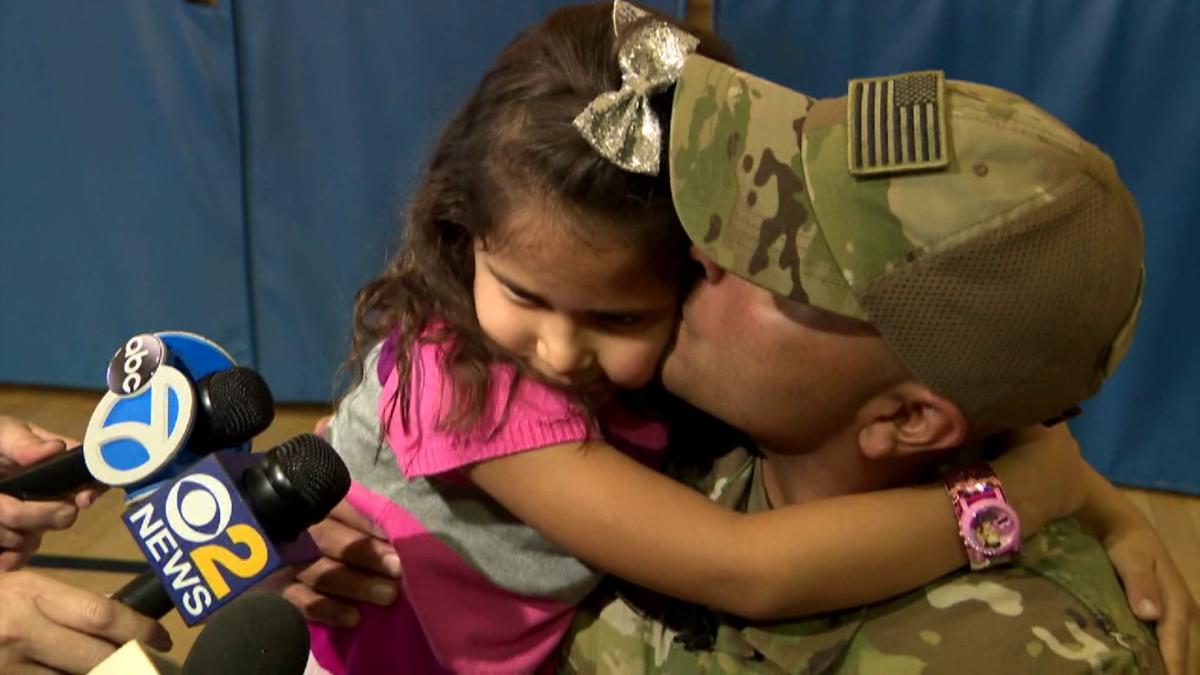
[990,423,1087,533]
[282,499,402,628]
[1104,523,1200,675]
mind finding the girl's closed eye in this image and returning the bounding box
[501,281,544,308]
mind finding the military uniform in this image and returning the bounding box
[563,40,1154,675]
[562,449,1164,674]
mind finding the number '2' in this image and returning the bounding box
[191,524,270,598]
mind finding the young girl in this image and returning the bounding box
[305,3,1176,673]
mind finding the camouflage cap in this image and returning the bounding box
[669,55,1144,428]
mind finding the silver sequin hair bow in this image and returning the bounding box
[573,1,700,175]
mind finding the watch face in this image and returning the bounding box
[962,499,1021,555]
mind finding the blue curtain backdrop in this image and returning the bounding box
[1,1,252,381]
[712,0,1200,494]
[2,1,1194,493]
[0,0,682,400]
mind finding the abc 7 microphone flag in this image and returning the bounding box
[83,331,255,498]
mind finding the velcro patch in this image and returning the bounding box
[847,70,950,175]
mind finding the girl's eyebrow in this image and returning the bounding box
[488,264,547,304]
[487,262,663,317]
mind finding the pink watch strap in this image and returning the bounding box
[943,462,1022,570]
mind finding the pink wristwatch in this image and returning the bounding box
[943,462,1021,570]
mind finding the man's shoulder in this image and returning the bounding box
[563,519,1163,674]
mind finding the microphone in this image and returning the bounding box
[87,594,310,675]
[0,366,274,501]
[85,332,277,499]
[114,434,350,624]
[182,593,311,675]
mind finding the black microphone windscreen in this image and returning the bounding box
[182,593,310,675]
[198,366,275,445]
[272,433,351,516]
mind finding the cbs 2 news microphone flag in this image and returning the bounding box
[72,331,349,624]
[117,433,350,624]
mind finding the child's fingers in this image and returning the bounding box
[1116,557,1162,622]
[1151,561,1200,675]
[281,582,361,628]
[329,499,388,539]
[294,556,399,607]
[309,507,400,578]
[1103,531,1162,622]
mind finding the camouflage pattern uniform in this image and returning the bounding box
[562,449,1163,674]
[562,58,1154,673]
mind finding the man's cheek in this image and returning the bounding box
[612,346,667,389]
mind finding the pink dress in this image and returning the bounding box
[307,335,668,674]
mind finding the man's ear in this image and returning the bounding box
[858,383,968,460]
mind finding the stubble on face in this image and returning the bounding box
[662,272,905,455]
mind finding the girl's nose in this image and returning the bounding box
[536,321,594,378]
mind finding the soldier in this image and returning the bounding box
[559,58,1183,674]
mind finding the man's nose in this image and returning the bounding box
[536,319,593,377]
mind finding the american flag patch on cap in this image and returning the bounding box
[847,70,950,176]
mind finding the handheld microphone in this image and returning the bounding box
[87,594,310,675]
[0,366,274,501]
[182,593,311,675]
[114,434,350,624]
[83,333,277,500]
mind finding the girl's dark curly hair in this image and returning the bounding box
[343,2,734,433]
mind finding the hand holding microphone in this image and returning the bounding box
[0,569,172,674]
[0,332,319,673]
[0,356,274,575]
[0,366,275,503]
[114,433,351,623]
[86,593,311,675]
[0,415,84,571]
[2,583,311,675]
